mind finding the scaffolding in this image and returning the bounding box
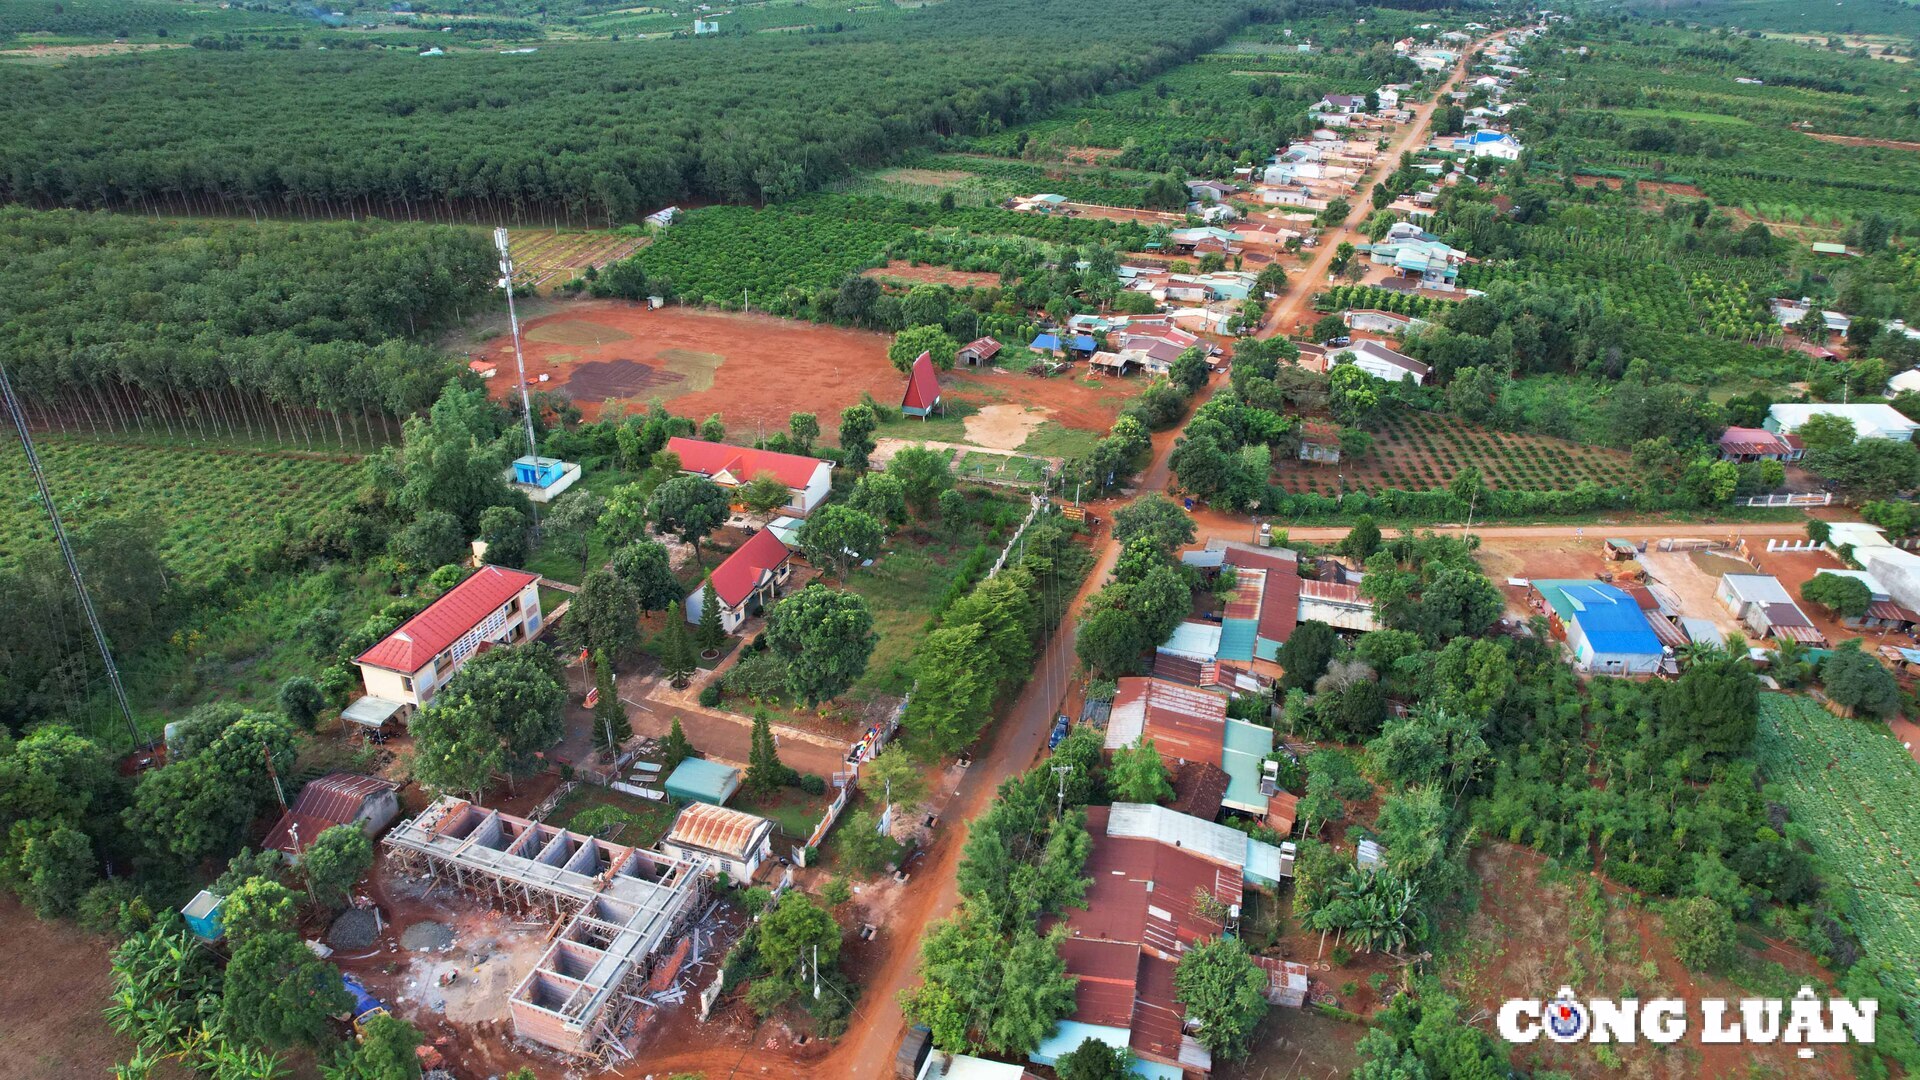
[383,797,709,1061]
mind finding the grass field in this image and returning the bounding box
[1,434,363,580]
[1753,694,1920,1004]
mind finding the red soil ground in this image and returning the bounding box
[0,896,145,1079]
[482,302,899,431]
[943,367,1131,432]
[1803,131,1920,152]
[861,261,1003,289]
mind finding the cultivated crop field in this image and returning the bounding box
[1274,411,1634,496]
[507,228,649,289]
[0,436,361,578]
[1753,693,1920,1003]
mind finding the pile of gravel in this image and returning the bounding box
[328,908,380,951]
[400,919,454,952]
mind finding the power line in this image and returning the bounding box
[0,361,143,749]
[495,227,544,538]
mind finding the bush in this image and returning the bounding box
[796,773,828,796]
[723,651,792,699]
[698,683,723,707]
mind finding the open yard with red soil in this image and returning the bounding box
[861,261,1003,289]
[1447,845,1850,1080]
[0,896,143,1079]
[943,367,1133,433]
[1275,411,1634,496]
[480,302,899,429]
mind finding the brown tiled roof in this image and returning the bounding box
[1169,761,1229,821]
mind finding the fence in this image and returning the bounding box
[1743,492,1832,507]
[1766,538,1822,553]
[793,697,907,866]
[527,780,578,822]
[988,495,1051,579]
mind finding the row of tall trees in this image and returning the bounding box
[0,209,492,426]
[0,0,1260,217]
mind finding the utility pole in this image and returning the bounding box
[495,228,543,537]
[1052,764,1072,818]
[0,361,142,750]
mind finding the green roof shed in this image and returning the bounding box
[664,757,742,805]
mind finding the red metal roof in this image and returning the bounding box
[666,802,771,861]
[709,529,790,608]
[355,565,539,674]
[1067,806,1236,957]
[902,351,942,412]
[1225,547,1299,643]
[262,773,396,854]
[1867,601,1920,624]
[1113,677,1228,765]
[1299,579,1362,604]
[667,437,828,491]
[1058,938,1140,1028]
[962,336,1002,359]
[1129,954,1188,1067]
[1718,427,1796,457]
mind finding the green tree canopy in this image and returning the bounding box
[797,504,886,579]
[764,584,877,706]
[409,645,566,796]
[1173,937,1269,1060]
[608,540,683,614]
[646,474,731,557]
[1108,738,1174,804]
[302,824,374,910]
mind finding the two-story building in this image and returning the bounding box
[354,565,543,710]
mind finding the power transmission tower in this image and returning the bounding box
[0,361,143,749]
[495,227,544,537]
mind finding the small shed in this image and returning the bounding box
[664,757,742,805]
[508,455,581,503]
[183,889,225,941]
[341,695,406,731]
[957,337,1002,367]
[1356,839,1385,871]
[262,773,401,861]
[1252,955,1311,1007]
[659,802,776,881]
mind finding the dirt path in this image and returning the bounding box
[1256,38,1490,341]
[1273,520,1811,542]
[1802,130,1920,152]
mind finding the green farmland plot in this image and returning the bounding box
[1753,694,1920,1003]
[1,435,362,579]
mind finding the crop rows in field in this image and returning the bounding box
[1274,411,1634,495]
[1,436,362,578]
[507,229,649,287]
[1753,693,1920,1002]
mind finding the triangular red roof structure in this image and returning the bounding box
[901,350,941,413]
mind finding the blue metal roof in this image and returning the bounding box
[1540,580,1662,656]
[1071,334,1099,351]
[1030,333,1061,351]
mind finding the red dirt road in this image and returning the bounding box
[1256,37,1490,341]
[483,301,899,431]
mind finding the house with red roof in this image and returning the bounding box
[901,350,943,419]
[1029,803,1296,1078]
[686,529,792,634]
[666,436,834,515]
[262,773,400,861]
[353,565,542,709]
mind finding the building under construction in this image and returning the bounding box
[383,797,709,1060]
